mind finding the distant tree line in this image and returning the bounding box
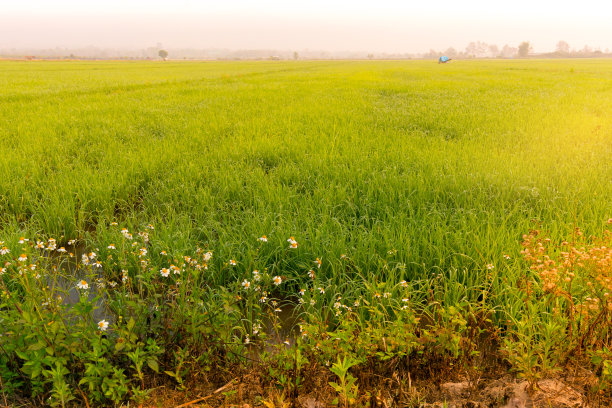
[2,41,611,61]
[422,40,610,60]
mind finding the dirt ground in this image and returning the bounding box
[142,372,610,408]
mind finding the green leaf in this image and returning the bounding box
[28,341,46,351]
[127,317,135,331]
[147,359,159,373]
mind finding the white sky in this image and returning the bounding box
[1,0,611,53]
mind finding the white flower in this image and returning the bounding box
[486,263,495,270]
[18,237,27,244]
[229,259,237,266]
[47,239,57,251]
[252,270,261,281]
[244,335,250,345]
[0,247,10,255]
[107,244,116,250]
[109,281,117,287]
[318,287,325,294]
[242,279,251,289]
[400,280,408,288]
[36,241,45,249]
[503,254,511,260]
[139,247,147,257]
[160,268,170,277]
[310,299,316,306]
[299,288,306,296]
[88,252,97,260]
[314,258,322,269]
[98,320,109,331]
[402,298,409,303]
[258,235,268,242]
[77,280,89,290]
[170,264,180,275]
[160,250,167,256]
[0,267,5,275]
[57,247,66,253]
[204,251,213,261]
[273,276,282,286]
[67,239,76,245]
[253,323,261,335]
[81,254,90,265]
[287,236,298,249]
[308,269,315,279]
[18,254,27,262]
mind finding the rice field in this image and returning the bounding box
[1,59,611,406]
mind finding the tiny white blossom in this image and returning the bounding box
[287,236,298,249]
[97,320,109,331]
[77,280,89,290]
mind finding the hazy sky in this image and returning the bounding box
[1,0,611,53]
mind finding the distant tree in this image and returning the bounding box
[465,41,489,58]
[293,51,299,60]
[518,42,531,57]
[367,53,374,60]
[556,41,570,54]
[444,47,458,58]
[158,49,168,60]
[500,44,517,58]
[488,44,499,58]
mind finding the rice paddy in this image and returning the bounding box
[1,59,611,406]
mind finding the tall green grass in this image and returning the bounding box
[1,60,609,282]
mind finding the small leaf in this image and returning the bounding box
[147,359,159,373]
[28,341,46,351]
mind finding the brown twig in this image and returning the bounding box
[76,385,91,408]
[174,379,236,408]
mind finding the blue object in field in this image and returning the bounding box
[439,56,450,63]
